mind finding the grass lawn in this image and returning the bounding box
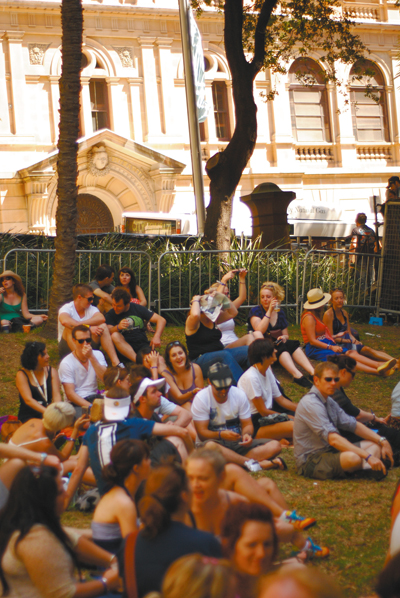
[0,322,399,597]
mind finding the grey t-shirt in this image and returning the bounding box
[89,281,115,307]
[293,385,357,468]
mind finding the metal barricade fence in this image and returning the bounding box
[3,248,152,312]
[157,248,302,324]
[300,249,382,315]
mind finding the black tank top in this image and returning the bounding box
[186,321,224,360]
[18,368,53,423]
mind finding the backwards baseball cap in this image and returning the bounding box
[104,392,131,421]
[208,362,233,388]
[133,377,165,404]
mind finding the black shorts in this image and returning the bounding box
[275,339,300,358]
[200,437,272,456]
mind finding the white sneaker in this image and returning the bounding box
[244,459,262,472]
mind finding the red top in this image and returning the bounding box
[300,311,334,344]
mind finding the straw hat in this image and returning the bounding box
[303,288,331,310]
[0,270,22,284]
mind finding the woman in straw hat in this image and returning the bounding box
[301,288,396,376]
[0,270,47,333]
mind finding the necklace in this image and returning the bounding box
[31,370,48,404]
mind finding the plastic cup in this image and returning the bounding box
[274,302,280,312]
[22,325,31,333]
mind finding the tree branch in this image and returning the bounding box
[251,0,278,77]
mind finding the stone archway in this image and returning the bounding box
[77,193,114,234]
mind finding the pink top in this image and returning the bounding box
[300,311,334,344]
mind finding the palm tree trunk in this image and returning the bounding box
[44,0,82,337]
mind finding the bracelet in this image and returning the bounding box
[40,452,47,465]
[151,366,158,369]
[217,280,227,287]
[100,577,109,593]
[264,314,270,319]
[190,299,200,305]
[218,430,222,440]
[109,554,117,564]
[365,454,372,462]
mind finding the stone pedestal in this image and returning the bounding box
[240,182,295,248]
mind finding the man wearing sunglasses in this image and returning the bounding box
[59,325,107,416]
[294,361,390,480]
[58,283,121,367]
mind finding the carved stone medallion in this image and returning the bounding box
[77,194,114,234]
[88,145,111,177]
[28,43,50,65]
[113,46,134,68]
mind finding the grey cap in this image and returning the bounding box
[208,362,233,388]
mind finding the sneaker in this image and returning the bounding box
[281,510,316,531]
[377,358,397,376]
[302,537,330,560]
[293,376,313,389]
[244,459,262,472]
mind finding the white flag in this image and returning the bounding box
[188,10,210,123]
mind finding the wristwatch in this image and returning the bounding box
[378,436,387,445]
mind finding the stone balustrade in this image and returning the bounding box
[295,147,334,161]
[356,146,392,160]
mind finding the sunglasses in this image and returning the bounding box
[1,276,13,281]
[85,296,94,302]
[323,377,340,382]
[212,384,231,392]
[76,338,91,344]
[167,341,181,349]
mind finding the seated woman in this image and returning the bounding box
[238,338,296,441]
[0,270,47,333]
[301,288,396,376]
[9,402,89,474]
[125,462,221,598]
[211,269,263,347]
[248,282,313,388]
[185,290,249,385]
[16,341,62,423]
[324,288,397,368]
[162,341,204,410]
[92,439,151,554]
[186,448,328,559]
[0,465,120,598]
[117,266,147,305]
[103,364,131,392]
[221,502,278,598]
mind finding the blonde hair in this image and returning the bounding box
[259,566,343,598]
[187,447,226,477]
[204,283,220,295]
[43,402,75,432]
[151,554,235,598]
[260,282,285,302]
[90,399,104,423]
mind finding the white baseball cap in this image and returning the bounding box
[104,393,131,421]
[133,377,165,404]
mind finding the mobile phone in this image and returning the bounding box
[82,406,91,415]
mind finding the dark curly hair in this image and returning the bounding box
[102,439,149,487]
[20,341,47,370]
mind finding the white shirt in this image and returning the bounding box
[238,366,281,415]
[155,396,177,417]
[392,381,400,417]
[191,385,251,440]
[58,351,107,399]
[217,319,238,346]
[58,301,100,341]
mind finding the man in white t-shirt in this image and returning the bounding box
[59,324,107,416]
[191,362,283,472]
[58,283,120,366]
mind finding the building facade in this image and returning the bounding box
[1,0,400,236]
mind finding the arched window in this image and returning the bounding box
[289,58,331,143]
[199,55,231,143]
[89,79,110,132]
[349,60,389,142]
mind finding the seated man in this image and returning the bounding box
[89,264,115,312]
[294,361,392,480]
[105,287,166,363]
[58,283,120,366]
[130,376,193,463]
[59,324,107,416]
[191,362,284,472]
[63,386,193,508]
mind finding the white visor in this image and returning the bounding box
[104,395,131,421]
[133,377,165,403]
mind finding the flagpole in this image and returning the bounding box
[178,0,206,234]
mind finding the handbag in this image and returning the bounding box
[124,531,138,598]
[268,329,283,341]
[258,413,290,427]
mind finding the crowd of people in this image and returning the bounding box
[0,265,399,598]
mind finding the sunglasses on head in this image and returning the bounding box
[167,341,181,349]
[323,377,340,382]
[76,338,91,344]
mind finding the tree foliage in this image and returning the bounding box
[191,0,368,248]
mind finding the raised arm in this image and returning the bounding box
[185,295,202,335]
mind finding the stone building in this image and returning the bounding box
[1,0,400,236]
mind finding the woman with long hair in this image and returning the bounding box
[162,341,204,409]
[103,365,131,392]
[301,288,396,376]
[128,462,221,597]
[117,267,147,306]
[0,465,119,597]
[248,282,314,388]
[92,439,151,554]
[0,270,47,333]
[16,341,62,423]
[323,288,397,368]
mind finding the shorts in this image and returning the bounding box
[200,437,271,456]
[58,336,100,360]
[298,446,345,480]
[275,339,300,358]
[304,340,354,362]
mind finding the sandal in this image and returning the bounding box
[269,457,287,471]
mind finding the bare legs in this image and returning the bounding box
[204,439,282,469]
[278,348,314,379]
[255,421,294,441]
[110,331,137,362]
[226,331,263,348]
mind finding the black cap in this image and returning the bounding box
[388,176,400,184]
[208,362,233,388]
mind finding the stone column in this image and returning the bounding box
[80,76,93,138]
[128,78,144,142]
[106,77,125,136]
[139,37,162,141]
[48,75,60,145]
[0,34,11,134]
[156,38,175,137]
[240,183,295,248]
[390,51,400,165]
[5,31,27,135]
